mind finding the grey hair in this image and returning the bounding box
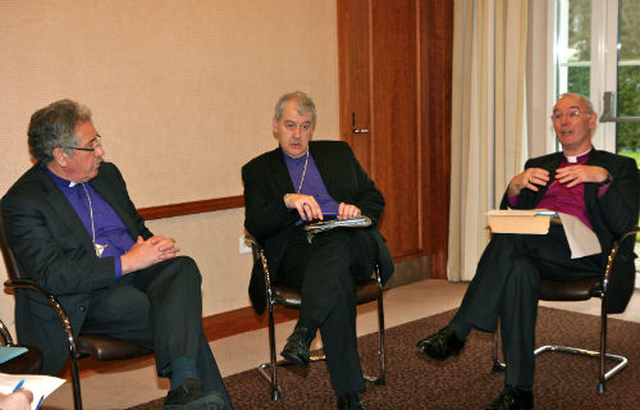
[28,99,92,164]
[274,91,316,125]
[557,92,595,113]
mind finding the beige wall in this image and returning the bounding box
[0,0,339,332]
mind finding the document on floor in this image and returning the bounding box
[0,373,66,410]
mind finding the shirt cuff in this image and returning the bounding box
[597,183,611,198]
[115,256,123,279]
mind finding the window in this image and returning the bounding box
[554,0,639,162]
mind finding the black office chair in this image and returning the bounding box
[491,226,639,393]
[0,216,152,410]
[246,234,386,401]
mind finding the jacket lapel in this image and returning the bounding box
[310,142,344,200]
[89,170,139,237]
[267,147,296,195]
[34,167,94,254]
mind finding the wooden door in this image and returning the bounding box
[338,0,452,278]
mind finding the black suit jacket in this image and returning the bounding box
[1,162,153,374]
[242,141,394,314]
[499,149,639,313]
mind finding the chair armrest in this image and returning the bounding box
[0,318,14,345]
[4,278,78,353]
[373,265,383,289]
[603,226,640,289]
[245,233,275,291]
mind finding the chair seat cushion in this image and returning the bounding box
[272,279,382,309]
[78,334,152,361]
[540,276,602,301]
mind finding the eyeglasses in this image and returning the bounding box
[63,134,103,152]
[551,109,589,122]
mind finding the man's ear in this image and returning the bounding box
[272,117,279,134]
[52,147,68,167]
[588,112,598,129]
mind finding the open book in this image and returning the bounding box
[486,209,601,259]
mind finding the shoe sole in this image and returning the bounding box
[280,351,309,369]
[416,344,461,362]
[184,393,226,410]
[164,393,226,410]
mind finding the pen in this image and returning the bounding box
[12,379,25,393]
[35,395,44,410]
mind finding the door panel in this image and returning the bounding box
[338,0,452,277]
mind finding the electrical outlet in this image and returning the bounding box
[239,236,252,254]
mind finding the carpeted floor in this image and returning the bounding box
[128,307,640,409]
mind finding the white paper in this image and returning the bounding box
[0,373,66,410]
[557,212,601,259]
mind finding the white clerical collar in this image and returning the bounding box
[565,147,592,163]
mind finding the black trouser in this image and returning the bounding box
[277,227,378,395]
[453,224,603,387]
[81,256,233,408]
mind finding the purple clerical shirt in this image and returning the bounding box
[284,151,340,220]
[508,149,610,230]
[49,170,135,278]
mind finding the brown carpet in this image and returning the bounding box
[128,307,639,409]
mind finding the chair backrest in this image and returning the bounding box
[0,215,21,281]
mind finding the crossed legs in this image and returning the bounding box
[81,256,232,408]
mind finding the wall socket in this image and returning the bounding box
[239,236,252,254]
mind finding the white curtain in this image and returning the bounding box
[448,0,551,281]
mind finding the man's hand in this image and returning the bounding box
[507,167,550,197]
[0,390,33,410]
[555,165,611,188]
[284,193,323,221]
[338,202,361,220]
[121,236,181,275]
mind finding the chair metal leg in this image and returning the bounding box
[69,340,83,410]
[491,331,506,372]
[257,291,386,399]
[491,309,628,393]
[364,294,386,385]
[256,302,282,401]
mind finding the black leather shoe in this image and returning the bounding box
[337,392,367,410]
[485,386,534,410]
[416,325,465,361]
[280,327,313,369]
[163,378,226,409]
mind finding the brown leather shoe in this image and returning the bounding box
[416,325,465,361]
[485,386,534,410]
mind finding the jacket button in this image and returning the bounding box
[79,306,86,312]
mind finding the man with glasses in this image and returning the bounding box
[242,91,394,409]
[416,93,639,410]
[1,99,232,409]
